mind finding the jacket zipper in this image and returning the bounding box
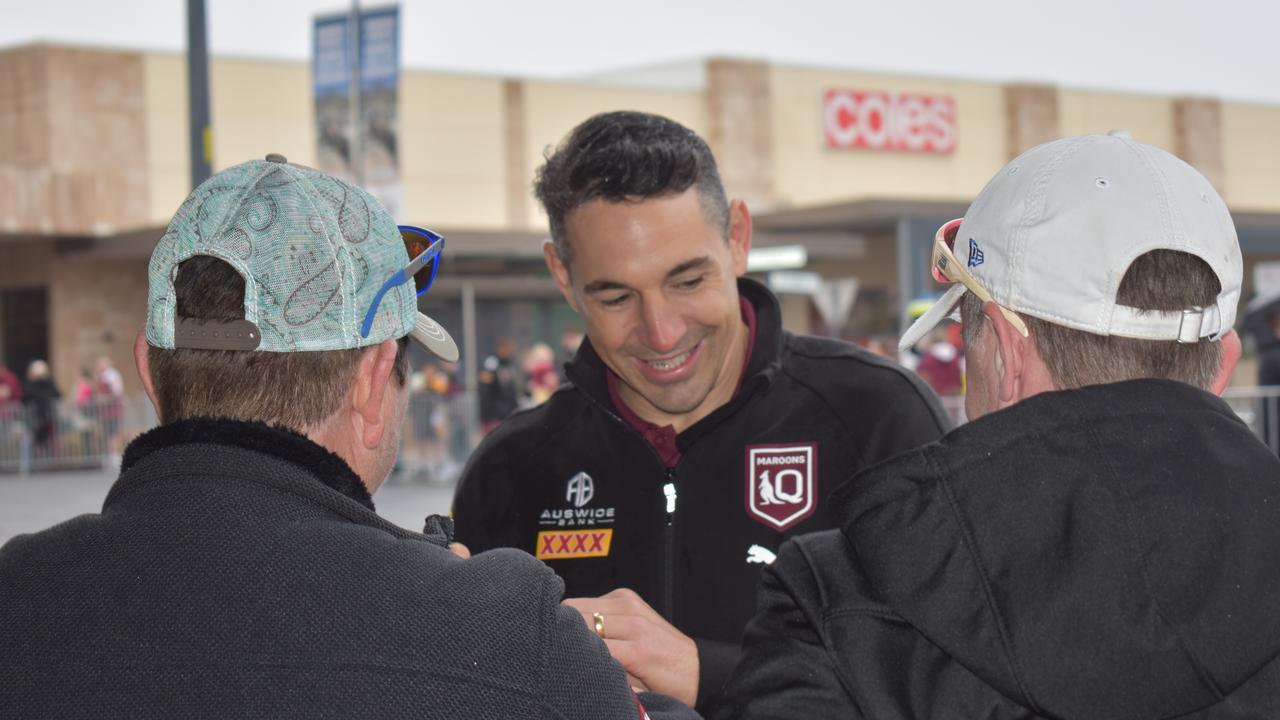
[564,370,682,623]
[661,470,678,621]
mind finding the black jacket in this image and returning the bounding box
[715,380,1280,719]
[453,278,949,709]
[0,418,696,720]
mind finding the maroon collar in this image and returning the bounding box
[605,296,757,468]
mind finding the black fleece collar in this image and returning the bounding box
[121,417,376,511]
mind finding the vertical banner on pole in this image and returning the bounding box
[312,5,401,216]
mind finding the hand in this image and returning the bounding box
[448,542,471,559]
[563,588,699,706]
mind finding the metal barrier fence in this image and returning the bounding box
[3,385,1278,475]
[0,392,483,478]
[0,396,156,474]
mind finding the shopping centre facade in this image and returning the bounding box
[2,43,1278,394]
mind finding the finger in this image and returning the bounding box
[600,588,664,620]
[561,604,597,632]
[590,613,650,642]
[448,542,471,559]
[627,673,650,693]
[562,597,638,618]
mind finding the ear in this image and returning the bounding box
[351,339,401,450]
[543,239,579,313]
[727,199,753,277]
[133,329,161,417]
[1210,329,1241,396]
[982,302,1029,408]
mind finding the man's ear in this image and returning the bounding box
[727,199,753,277]
[982,302,1027,408]
[1210,329,1242,396]
[543,239,579,313]
[351,339,400,450]
[133,329,161,418]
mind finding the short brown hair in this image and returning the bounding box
[148,256,408,428]
[961,250,1222,390]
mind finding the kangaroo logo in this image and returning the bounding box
[745,443,817,531]
[967,238,985,268]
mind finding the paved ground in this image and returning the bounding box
[0,467,457,545]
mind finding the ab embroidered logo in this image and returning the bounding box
[967,238,985,268]
[566,471,594,508]
[745,443,817,531]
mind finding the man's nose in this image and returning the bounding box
[639,296,686,354]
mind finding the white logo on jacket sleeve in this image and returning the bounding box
[745,443,817,531]
[566,471,594,508]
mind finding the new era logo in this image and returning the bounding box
[967,238,985,268]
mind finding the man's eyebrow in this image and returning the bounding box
[582,257,713,295]
[667,257,712,278]
[583,279,629,294]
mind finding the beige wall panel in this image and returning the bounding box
[521,82,707,228]
[0,46,149,235]
[1057,90,1174,151]
[142,53,191,225]
[769,66,1006,208]
[1222,103,1280,212]
[400,72,506,228]
[50,255,149,396]
[210,58,316,172]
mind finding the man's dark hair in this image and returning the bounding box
[961,250,1222,390]
[533,111,730,268]
[148,256,408,428]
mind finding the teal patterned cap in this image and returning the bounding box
[147,154,457,360]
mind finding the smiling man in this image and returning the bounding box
[451,111,948,713]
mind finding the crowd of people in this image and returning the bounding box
[1,112,1278,719]
[0,355,125,468]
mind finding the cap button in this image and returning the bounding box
[1107,129,1132,139]
[264,153,288,164]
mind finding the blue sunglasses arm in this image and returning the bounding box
[360,269,409,339]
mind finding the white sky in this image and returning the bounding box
[1,0,1276,105]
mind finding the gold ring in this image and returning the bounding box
[592,612,605,639]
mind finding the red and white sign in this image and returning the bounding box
[745,443,817,531]
[823,89,956,154]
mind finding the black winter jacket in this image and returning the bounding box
[453,278,949,709]
[715,379,1280,719]
[0,418,696,720]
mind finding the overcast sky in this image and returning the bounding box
[1,0,1276,105]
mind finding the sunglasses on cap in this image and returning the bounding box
[360,225,444,339]
[932,218,1028,337]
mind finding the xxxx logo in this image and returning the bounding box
[535,529,613,560]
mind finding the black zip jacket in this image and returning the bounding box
[715,379,1280,719]
[0,418,697,720]
[452,278,949,710]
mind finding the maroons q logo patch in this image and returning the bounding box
[745,443,817,531]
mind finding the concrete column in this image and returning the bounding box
[1003,84,1059,160]
[705,59,775,211]
[1172,97,1224,192]
[502,79,528,229]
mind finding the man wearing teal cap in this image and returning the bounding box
[0,155,694,720]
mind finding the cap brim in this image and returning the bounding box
[410,313,460,362]
[898,284,966,352]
